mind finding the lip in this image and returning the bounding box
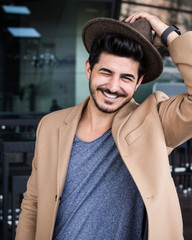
[99,89,123,102]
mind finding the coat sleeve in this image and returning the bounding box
[15,119,43,240]
[157,32,192,148]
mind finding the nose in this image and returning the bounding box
[107,75,120,93]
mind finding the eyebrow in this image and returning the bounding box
[99,68,113,74]
[99,68,135,80]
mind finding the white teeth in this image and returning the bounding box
[103,91,118,99]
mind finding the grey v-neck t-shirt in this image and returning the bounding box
[53,129,145,240]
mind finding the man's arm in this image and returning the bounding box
[158,32,192,147]
[127,11,192,148]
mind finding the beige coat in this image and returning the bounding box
[16,32,192,240]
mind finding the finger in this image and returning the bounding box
[125,12,141,22]
[125,13,143,23]
[125,11,150,23]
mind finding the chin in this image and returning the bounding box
[96,102,125,114]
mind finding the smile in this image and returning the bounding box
[103,91,118,99]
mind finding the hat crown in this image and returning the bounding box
[122,18,153,43]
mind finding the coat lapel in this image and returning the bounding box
[57,99,89,196]
[112,98,138,144]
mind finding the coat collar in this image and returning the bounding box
[63,97,138,128]
[63,97,89,125]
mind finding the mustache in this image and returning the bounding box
[97,87,127,98]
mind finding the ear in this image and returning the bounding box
[135,74,144,91]
[85,60,91,80]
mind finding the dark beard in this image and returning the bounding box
[92,94,132,114]
[89,78,133,114]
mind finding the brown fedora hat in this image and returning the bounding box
[82,17,163,84]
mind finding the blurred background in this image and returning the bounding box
[0,0,192,239]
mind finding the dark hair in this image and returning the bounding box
[88,33,146,81]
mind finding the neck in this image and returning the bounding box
[76,97,116,142]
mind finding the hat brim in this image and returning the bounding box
[82,17,163,84]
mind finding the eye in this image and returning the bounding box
[122,76,133,82]
[101,71,111,76]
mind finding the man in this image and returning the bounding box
[16,11,192,240]
[50,99,62,112]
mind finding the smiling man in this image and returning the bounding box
[16,11,192,240]
[87,51,142,114]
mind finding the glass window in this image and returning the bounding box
[0,0,113,115]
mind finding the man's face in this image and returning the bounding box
[85,52,143,114]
